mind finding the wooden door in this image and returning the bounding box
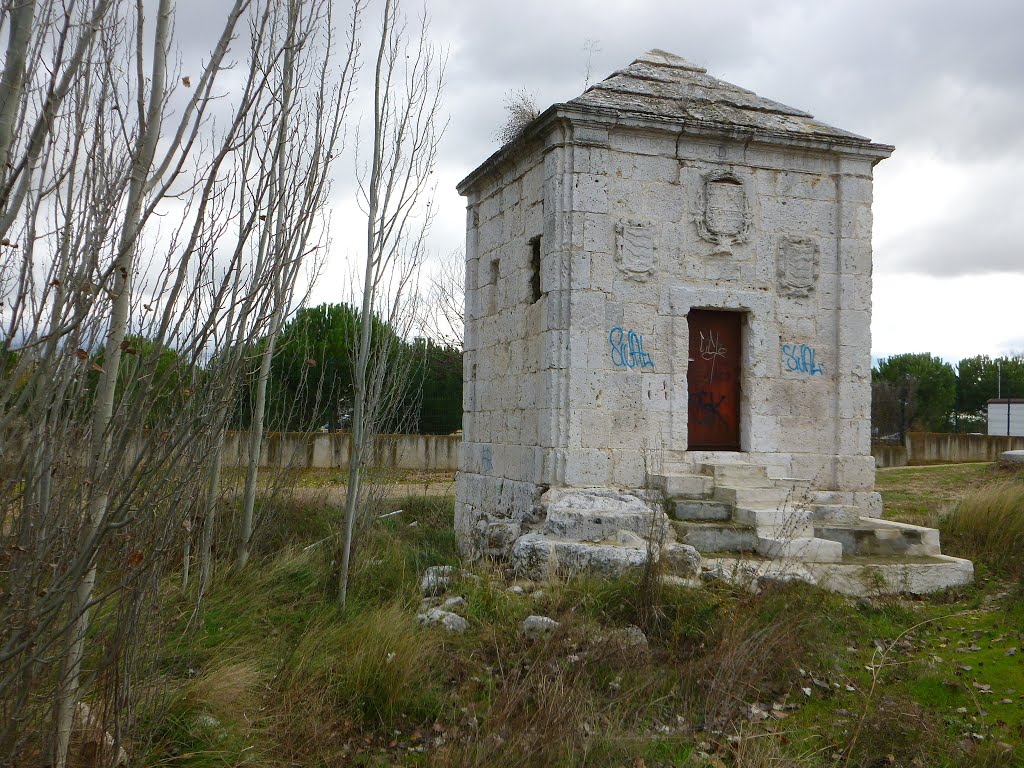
[687,310,742,450]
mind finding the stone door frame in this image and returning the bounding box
[667,285,774,454]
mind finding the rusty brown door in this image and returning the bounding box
[687,310,742,450]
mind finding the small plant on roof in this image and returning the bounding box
[496,88,540,146]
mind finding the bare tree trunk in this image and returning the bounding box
[338,0,443,611]
[0,0,36,169]
[236,308,279,570]
[0,0,359,757]
[235,0,361,572]
[197,434,224,595]
[51,0,173,759]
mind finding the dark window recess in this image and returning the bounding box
[529,235,542,303]
[488,259,499,313]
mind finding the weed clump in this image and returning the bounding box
[276,603,446,739]
[941,480,1024,578]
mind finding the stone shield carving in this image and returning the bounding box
[777,235,820,297]
[615,221,657,281]
[694,170,752,249]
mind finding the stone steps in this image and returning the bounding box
[713,485,791,507]
[733,507,811,536]
[813,517,942,557]
[649,473,713,498]
[698,553,974,596]
[698,462,770,485]
[671,498,732,521]
[646,460,968,594]
[755,535,843,563]
[671,519,756,552]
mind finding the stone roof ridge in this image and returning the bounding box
[635,49,707,73]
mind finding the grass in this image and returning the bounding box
[139,467,1024,768]
[941,480,1024,579]
[875,462,1004,525]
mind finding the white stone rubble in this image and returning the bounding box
[417,608,469,634]
[519,615,560,639]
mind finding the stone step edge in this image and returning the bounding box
[756,535,844,563]
[695,553,974,596]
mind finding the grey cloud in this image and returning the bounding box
[429,0,1024,280]
[164,0,1024,281]
[876,162,1023,276]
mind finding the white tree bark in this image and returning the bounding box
[234,0,361,573]
[338,0,444,611]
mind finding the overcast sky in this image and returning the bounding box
[274,0,1024,362]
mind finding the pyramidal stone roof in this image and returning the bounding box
[568,49,870,143]
[459,50,890,193]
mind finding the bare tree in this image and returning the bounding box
[233,0,362,574]
[337,0,445,612]
[420,247,464,350]
[0,0,361,762]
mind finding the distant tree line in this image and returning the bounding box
[872,353,1024,436]
[3,302,464,438]
[245,302,463,435]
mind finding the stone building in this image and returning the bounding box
[454,50,971,593]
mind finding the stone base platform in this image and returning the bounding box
[498,459,973,596]
[698,554,974,597]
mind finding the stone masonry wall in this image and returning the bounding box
[457,116,884,558]
[558,125,878,495]
[455,139,550,557]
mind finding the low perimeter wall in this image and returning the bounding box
[222,430,1021,472]
[872,432,1024,468]
[222,431,460,471]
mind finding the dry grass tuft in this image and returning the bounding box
[941,480,1024,577]
[434,628,597,768]
[186,660,264,726]
[273,602,445,761]
[684,608,811,731]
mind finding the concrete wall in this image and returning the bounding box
[872,432,1024,468]
[221,431,460,471]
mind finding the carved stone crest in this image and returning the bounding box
[615,221,657,281]
[777,235,820,297]
[694,170,752,251]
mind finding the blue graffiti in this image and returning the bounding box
[782,343,825,376]
[481,445,493,472]
[609,327,655,369]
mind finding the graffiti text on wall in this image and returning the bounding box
[609,327,655,369]
[481,445,493,472]
[782,343,825,376]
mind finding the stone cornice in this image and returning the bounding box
[457,103,894,196]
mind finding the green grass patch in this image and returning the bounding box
[876,462,1003,525]
[143,477,1024,767]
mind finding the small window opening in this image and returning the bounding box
[488,258,499,313]
[529,235,542,304]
